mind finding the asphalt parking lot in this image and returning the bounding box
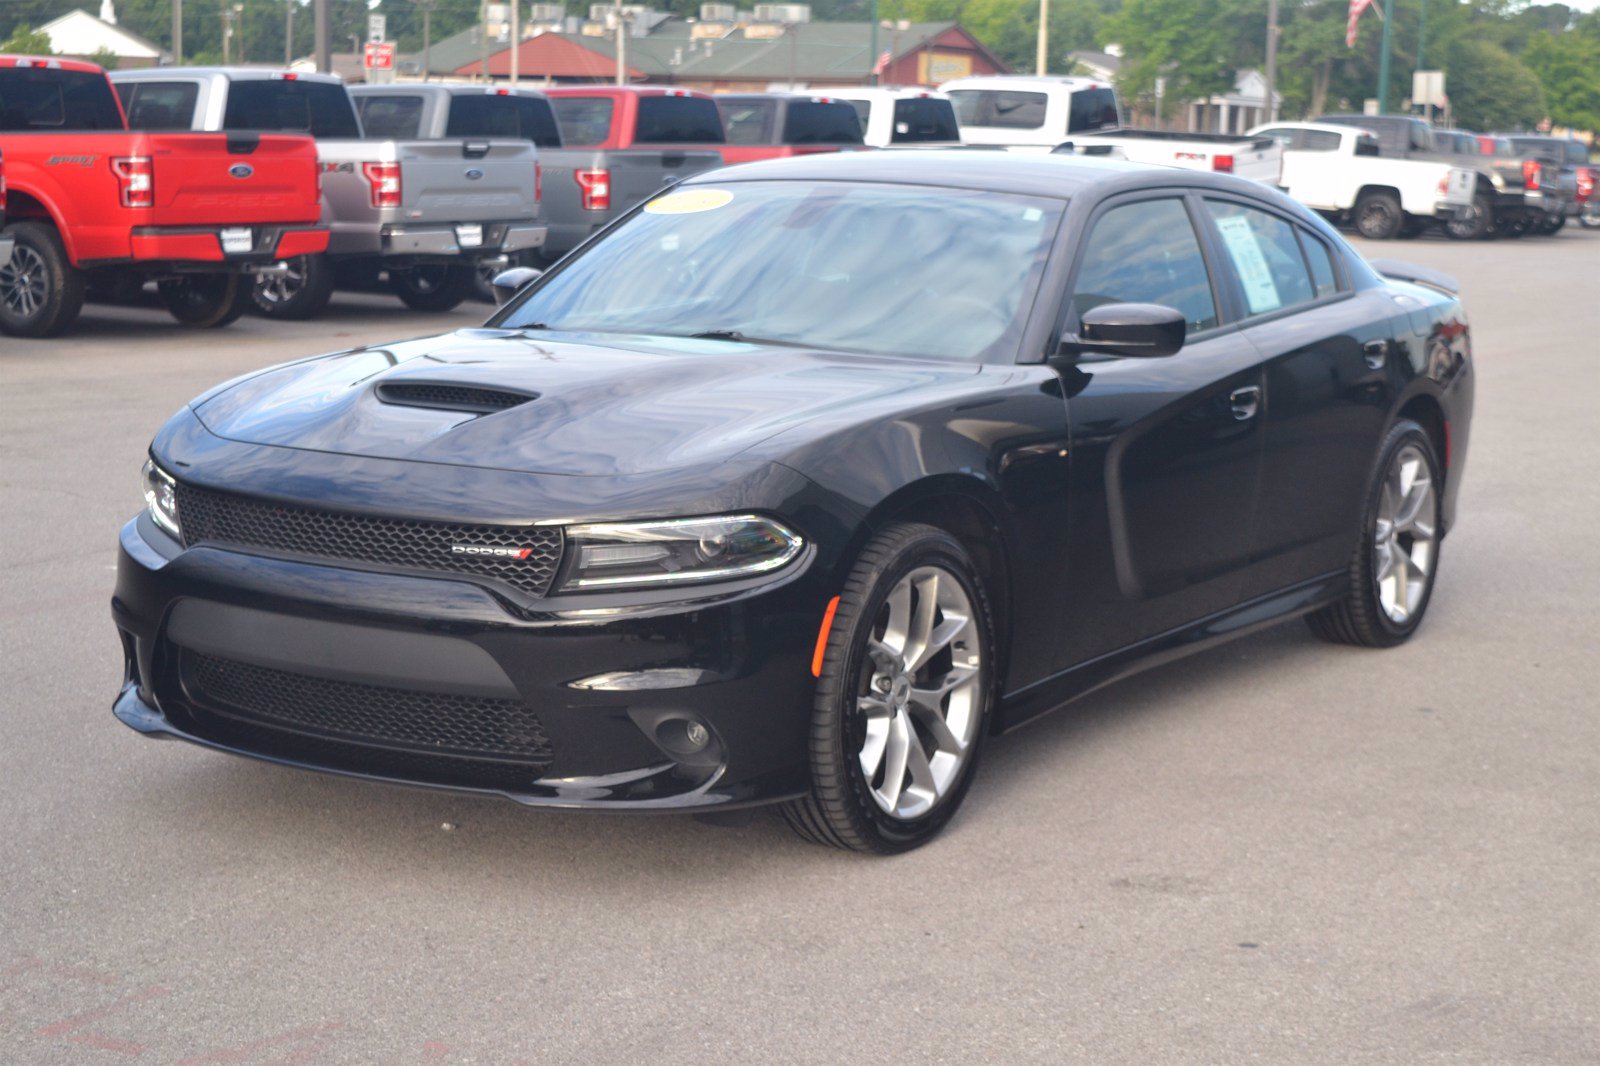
[3,228,1597,1063]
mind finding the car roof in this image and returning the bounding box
[822,87,953,101]
[683,148,1265,201]
[0,54,109,75]
[940,75,1105,93]
[110,66,345,85]
[1251,121,1368,136]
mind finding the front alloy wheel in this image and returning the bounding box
[784,522,993,853]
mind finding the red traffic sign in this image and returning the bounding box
[363,42,395,70]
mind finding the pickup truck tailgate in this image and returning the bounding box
[1225,141,1281,184]
[146,133,322,226]
[604,148,725,206]
[400,140,539,221]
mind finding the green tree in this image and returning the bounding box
[1522,28,1600,134]
[1,23,54,54]
[899,0,1110,74]
[1102,0,1258,114]
[1441,38,1544,129]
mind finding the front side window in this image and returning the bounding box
[358,95,423,139]
[720,100,776,144]
[1205,200,1315,315]
[501,181,1063,362]
[891,98,959,142]
[551,96,614,145]
[223,79,360,138]
[121,81,199,130]
[947,89,1047,130]
[1071,199,1217,332]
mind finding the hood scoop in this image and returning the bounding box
[375,381,538,415]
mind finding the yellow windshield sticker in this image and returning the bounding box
[644,188,734,215]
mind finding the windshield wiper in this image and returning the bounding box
[685,329,811,348]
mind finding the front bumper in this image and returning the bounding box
[110,513,823,812]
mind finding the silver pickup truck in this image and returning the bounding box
[112,68,543,317]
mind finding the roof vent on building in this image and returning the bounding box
[700,2,736,19]
[752,3,811,22]
[530,4,566,21]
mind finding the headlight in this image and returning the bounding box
[560,514,802,591]
[141,459,181,539]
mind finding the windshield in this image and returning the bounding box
[500,181,1062,362]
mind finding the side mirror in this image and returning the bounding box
[1058,302,1186,359]
[491,266,543,305]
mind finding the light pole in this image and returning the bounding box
[314,0,329,73]
[172,0,183,64]
[1264,0,1278,123]
[234,2,244,62]
[1036,0,1049,75]
[1375,0,1395,113]
[284,0,293,65]
[613,0,628,86]
[868,0,879,85]
[412,0,436,81]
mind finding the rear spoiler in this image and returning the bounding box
[1367,258,1461,295]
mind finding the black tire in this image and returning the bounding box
[158,273,249,328]
[1397,217,1424,239]
[0,221,86,338]
[1306,419,1443,648]
[1538,212,1565,235]
[251,254,335,320]
[1354,191,1404,240]
[1580,202,1600,229]
[782,522,995,854]
[1445,194,1493,240]
[388,264,473,312]
[472,259,500,304]
[1494,214,1529,239]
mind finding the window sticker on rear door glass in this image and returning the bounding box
[1214,213,1281,313]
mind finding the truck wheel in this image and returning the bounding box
[1354,191,1404,240]
[1537,213,1565,235]
[1397,218,1424,239]
[1492,213,1528,240]
[252,255,335,320]
[159,274,249,328]
[1444,194,1492,240]
[389,264,473,312]
[0,222,86,338]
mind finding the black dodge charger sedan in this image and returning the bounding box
[112,152,1473,852]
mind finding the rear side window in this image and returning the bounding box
[720,99,776,144]
[948,89,1047,130]
[1205,200,1315,316]
[357,95,423,139]
[891,97,958,142]
[1301,130,1340,151]
[1354,134,1380,156]
[1299,231,1339,299]
[783,102,863,145]
[1067,87,1119,133]
[120,81,199,130]
[447,94,563,146]
[634,95,724,143]
[845,98,870,135]
[1072,198,1217,332]
[0,68,123,130]
[223,79,360,138]
[551,96,614,145]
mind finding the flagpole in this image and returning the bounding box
[1375,0,1395,113]
[869,0,879,86]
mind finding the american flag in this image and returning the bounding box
[1346,0,1374,47]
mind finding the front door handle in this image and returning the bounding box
[1229,385,1261,421]
[1364,339,1389,369]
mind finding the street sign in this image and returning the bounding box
[367,13,387,43]
[364,41,395,69]
[1412,70,1446,108]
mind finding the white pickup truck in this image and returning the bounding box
[1248,121,1477,239]
[939,74,1282,185]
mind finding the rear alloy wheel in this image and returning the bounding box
[389,264,474,312]
[0,221,86,338]
[1307,419,1442,648]
[1354,191,1404,240]
[159,273,249,328]
[252,254,335,319]
[783,522,993,853]
[1538,212,1566,235]
[1445,194,1493,240]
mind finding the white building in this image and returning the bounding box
[1188,69,1281,135]
[37,5,167,66]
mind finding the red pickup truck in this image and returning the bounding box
[0,56,327,337]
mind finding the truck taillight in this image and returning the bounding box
[1438,174,1450,195]
[1577,167,1595,201]
[361,162,402,208]
[1213,154,1234,174]
[111,156,154,208]
[1523,159,1541,191]
[535,162,542,204]
[575,168,610,211]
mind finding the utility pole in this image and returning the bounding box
[234,2,244,63]
[1036,0,1049,75]
[221,0,231,64]
[868,0,878,85]
[1375,0,1395,113]
[413,0,436,81]
[510,0,519,84]
[314,0,329,73]
[480,0,489,82]
[172,0,183,64]
[614,0,626,86]
[1264,0,1278,123]
[1415,0,1428,116]
[284,0,293,65]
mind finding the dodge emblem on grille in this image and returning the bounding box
[451,545,539,559]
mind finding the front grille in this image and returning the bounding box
[178,651,554,790]
[376,382,537,413]
[173,481,563,596]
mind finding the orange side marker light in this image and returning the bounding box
[811,596,841,678]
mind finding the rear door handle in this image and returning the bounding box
[1364,339,1389,369]
[1229,385,1261,421]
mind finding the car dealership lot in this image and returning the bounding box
[2,232,1596,1061]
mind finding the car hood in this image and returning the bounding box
[192,329,983,476]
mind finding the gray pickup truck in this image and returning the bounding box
[112,68,543,316]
